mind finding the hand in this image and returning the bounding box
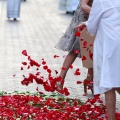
[76,22,87,33]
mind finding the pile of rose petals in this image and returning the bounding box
[0,92,109,120]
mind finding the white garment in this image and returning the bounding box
[59,0,80,12]
[86,0,120,94]
[7,0,21,18]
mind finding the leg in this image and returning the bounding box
[105,89,116,120]
[58,51,77,89]
[83,81,87,94]
[83,68,93,94]
[87,68,93,80]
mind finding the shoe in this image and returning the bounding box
[14,18,17,21]
[55,81,63,92]
[55,76,64,92]
[56,92,64,97]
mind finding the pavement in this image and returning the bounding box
[0,0,120,112]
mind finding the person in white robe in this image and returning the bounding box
[59,0,80,13]
[7,0,21,20]
[77,0,120,119]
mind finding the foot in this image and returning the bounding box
[66,11,70,14]
[55,81,63,92]
[55,76,64,92]
[14,18,17,21]
[83,79,93,94]
[72,11,75,14]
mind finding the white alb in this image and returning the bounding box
[86,0,120,94]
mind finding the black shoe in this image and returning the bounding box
[72,11,75,14]
[14,18,17,21]
[66,11,70,14]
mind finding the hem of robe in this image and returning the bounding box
[94,85,120,95]
[94,85,112,95]
[7,14,20,18]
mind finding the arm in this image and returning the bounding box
[86,0,103,35]
[81,0,91,14]
[77,0,102,36]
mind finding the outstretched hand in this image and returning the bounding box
[76,22,87,33]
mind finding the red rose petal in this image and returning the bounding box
[22,50,28,56]
[77,81,82,84]
[82,56,87,61]
[54,55,59,58]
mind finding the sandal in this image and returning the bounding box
[55,76,64,92]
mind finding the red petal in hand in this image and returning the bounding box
[21,67,23,70]
[55,70,58,74]
[61,67,66,70]
[83,41,87,48]
[43,65,48,70]
[74,31,81,37]
[13,74,16,77]
[74,50,79,54]
[74,68,81,76]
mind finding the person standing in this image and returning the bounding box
[59,0,80,14]
[77,0,120,119]
[55,0,93,92]
[7,0,21,20]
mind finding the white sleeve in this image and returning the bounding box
[86,0,103,36]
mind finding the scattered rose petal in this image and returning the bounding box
[82,56,87,61]
[22,50,28,56]
[54,55,59,58]
[77,81,82,84]
[69,64,73,69]
[22,62,27,66]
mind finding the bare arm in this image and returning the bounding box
[81,0,91,14]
